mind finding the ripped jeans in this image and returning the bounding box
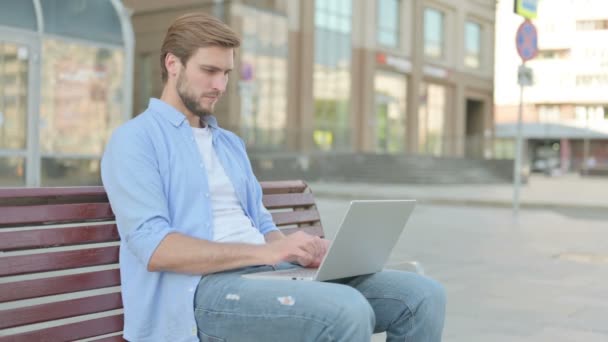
[194,263,445,342]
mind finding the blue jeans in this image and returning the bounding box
[194,263,445,342]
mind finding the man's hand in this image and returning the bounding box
[264,231,330,267]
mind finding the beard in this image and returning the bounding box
[176,72,214,120]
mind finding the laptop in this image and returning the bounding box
[243,200,416,281]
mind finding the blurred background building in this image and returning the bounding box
[128,0,496,156]
[0,0,133,187]
[494,0,608,174]
[126,0,505,183]
[1,0,507,187]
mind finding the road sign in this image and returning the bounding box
[514,0,538,19]
[516,20,538,62]
[518,64,533,86]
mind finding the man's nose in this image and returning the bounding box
[212,74,228,93]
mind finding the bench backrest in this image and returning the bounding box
[0,180,323,341]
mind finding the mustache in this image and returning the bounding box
[202,92,220,97]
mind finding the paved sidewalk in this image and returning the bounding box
[309,173,608,211]
[313,199,608,342]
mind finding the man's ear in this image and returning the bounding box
[165,53,181,79]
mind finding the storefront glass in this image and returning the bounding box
[240,6,288,151]
[418,82,446,156]
[374,71,407,153]
[39,39,124,185]
[313,0,352,151]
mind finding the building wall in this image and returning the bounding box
[494,0,608,169]
[495,0,608,127]
[125,0,495,157]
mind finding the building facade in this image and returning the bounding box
[494,0,608,172]
[126,0,496,158]
[0,0,133,187]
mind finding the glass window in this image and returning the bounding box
[374,71,407,153]
[0,156,26,186]
[418,83,446,156]
[538,49,570,60]
[538,105,561,122]
[464,21,481,68]
[40,39,123,156]
[137,53,154,114]
[41,157,100,186]
[424,8,444,59]
[39,39,123,186]
[0,42,28,150]
[0,0,37,31]
[377,0,400,48]
[239,7,288,151]
[314,0,352,151]
[41,0,123,45]
[576,19,608,31]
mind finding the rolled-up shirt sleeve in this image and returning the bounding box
[257,199,279,235]
[101,125,176,267]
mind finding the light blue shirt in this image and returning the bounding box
[101,98,278,341]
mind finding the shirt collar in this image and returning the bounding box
[148,98,220,129]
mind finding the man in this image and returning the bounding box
[102,12,445,342]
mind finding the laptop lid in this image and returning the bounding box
[314,200,416,281]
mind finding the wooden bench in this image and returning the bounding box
[0,180,325,341]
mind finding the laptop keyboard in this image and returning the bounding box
[264,267,317,278]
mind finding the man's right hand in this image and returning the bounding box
[264,231,327,267]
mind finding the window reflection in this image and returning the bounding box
[465,21,481,68]
[374,72,407,153]
[424,8,444,59]
[0,42,28,150]
[0,157,25,186]
[314,0,352,151]
[377,0,400,48]
[40,39,123,156]
[41,157,100,186]
[418,83,446,156]
[39,39,123,186]
[240,6,288,151]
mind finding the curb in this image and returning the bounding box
[311,190,608,212]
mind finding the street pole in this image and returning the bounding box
[583,111,590,175]
[513,16,538,217]
[513,64,525,216]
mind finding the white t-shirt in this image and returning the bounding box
[192,126,265,244]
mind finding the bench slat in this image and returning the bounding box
[0,314,124,342]
[260,180,307,194]
[0,203,114,226]
[0,269,121,303]
[0,180,324,341]
[0,186,107,200]
[281,225,325,238]
[91,335,127,342]
[271,210,321,226]
[0,292,122,329]
[0,224,119,251]
[0,246,119,277]
[262,193,315,209]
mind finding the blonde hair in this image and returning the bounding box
[160,12,241,83]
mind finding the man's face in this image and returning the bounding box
[175,46,234,119]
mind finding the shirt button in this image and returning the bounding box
[205,193,210,198]
[188,287,195,292]
[191,326,197,335]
